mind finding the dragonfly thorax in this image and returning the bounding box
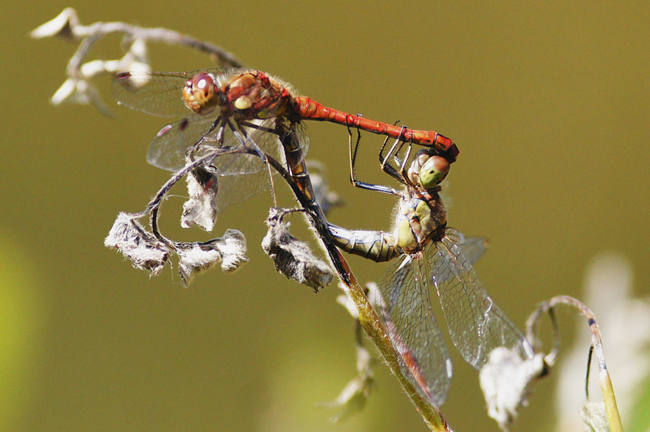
[181,70,294,121]
[225,71,293,120]
[395,191,447,253]
[393,153,450,252]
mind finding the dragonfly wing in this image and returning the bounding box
[433,230,488,282]
[147,116,218,171]
[207,118,310,212]
[377,251,452,407]
[113,71,198,117]
[229,119,310,169]
[289,120,310,155]
[211,168,271,214]
[184,117,286,213]
[112,69,236,117]
[430,228,535,371]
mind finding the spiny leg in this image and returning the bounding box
[379,126,412,183]
[344,125,401,195]
[228,119,279,208]
[398,141,418,188]
[377,135,405,183]
[186,116,226,165]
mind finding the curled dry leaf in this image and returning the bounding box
[176,243,223,287]
[30,7,79,40]
[336,292,359,319]
[479,346,547,431]
[50,78,113,115]
[213,229,249,273]
[580,402,610,432]
[176,229,248,287]
[181,165,219,231]
[104,212,170,276]
[261,208,334,293]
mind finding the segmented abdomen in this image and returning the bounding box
[327,224,401,263]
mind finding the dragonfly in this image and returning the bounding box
[327,141,538,407]
[112,68,459,214]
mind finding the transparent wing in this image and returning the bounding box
[211,166,272,214]
[112,69,235,117]
[210,121,310,212]
[147,116,218,171]
[454,235,488,269]
[430,228,535,371]
[188,120,309,214]
[377,251,452,407]
[433,230,488,282]
[114,66,311,215]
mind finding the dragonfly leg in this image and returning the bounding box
[378,135,407,183]
[397,141,419,188]
[344,125,402,195]
[378,125,419,187]
[184,116,226,165]
[228,119,279,207]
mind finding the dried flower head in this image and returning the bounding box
[261,208,334,292]
[30,7,79,40]
[181,165,219,231]
[479,346,546,431]
[175,229,248,286]
[104,212,170,276]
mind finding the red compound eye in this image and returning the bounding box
[182,73,217,113]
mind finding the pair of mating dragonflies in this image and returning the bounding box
[113,68,536,406]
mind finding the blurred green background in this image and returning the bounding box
[1,1,649,431]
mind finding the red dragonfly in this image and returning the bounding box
[113,68,458,213]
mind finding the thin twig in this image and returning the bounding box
[527,295,624,432]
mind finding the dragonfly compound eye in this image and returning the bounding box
[182,73,218,113]
[407,150,432,184]
[419,156,450,189]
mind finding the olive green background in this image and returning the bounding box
[1,1,648,431]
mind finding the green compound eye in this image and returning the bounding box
[419,156,450,189]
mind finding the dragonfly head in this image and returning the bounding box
[419,155,449,189]
[182,73,219,114]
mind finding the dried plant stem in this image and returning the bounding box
[70,24,241,68]
[264,155,452,431]
[142,146,255,247]
[40,8,242,77]
[345,271,453,432]
[527,295,623,432]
